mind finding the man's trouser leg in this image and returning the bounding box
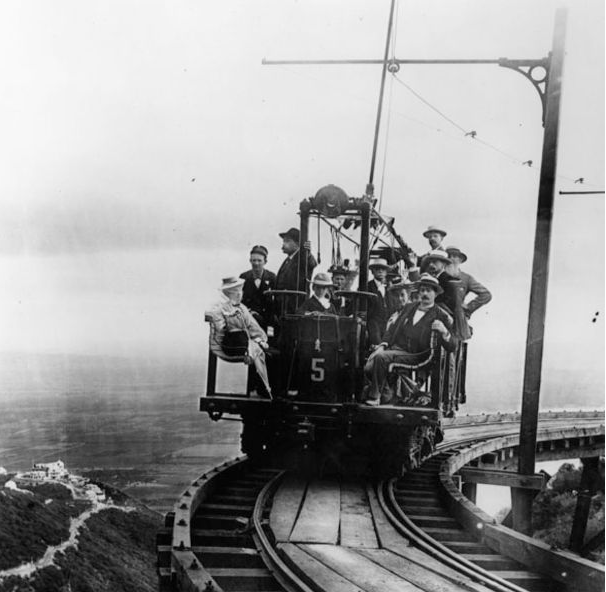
[364,349,405,402]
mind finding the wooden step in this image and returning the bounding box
[396,495,441,506]
[442,540,496,554]
[191,529,255,548]
[407,514,460,528]
[491,571,551,590]
[193,546,265,568]
[208,567,279,591]
[198,502,254,515]
[193,513,249,530]
[394,487,440,497]
[422,527,476,542]
[400,505,450,516]
[460,553,521,571]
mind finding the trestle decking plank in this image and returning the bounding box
[269,473,307,542]
[385,544,491,592]
[289,479,341,544]
[358,548,491,592]
[277,543,361,592]
[339,481,379,548]
[301,544,424,592]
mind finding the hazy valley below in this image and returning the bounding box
[0,346,602,514]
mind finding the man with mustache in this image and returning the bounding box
[363,274,457,406]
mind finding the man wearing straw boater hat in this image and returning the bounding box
[206,276,272,397]
[445,246,492,318]
[297,273,338,315]
[418,225,447,271]
[364,273,457,406]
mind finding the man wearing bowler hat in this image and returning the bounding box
[239,245,276,329]
[275,227,317,312]
[445,246,492,318]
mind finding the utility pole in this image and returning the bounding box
[511,8,567,535]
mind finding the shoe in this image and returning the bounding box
[364,399,380,407]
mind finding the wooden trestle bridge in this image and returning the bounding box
[157,410,605,592]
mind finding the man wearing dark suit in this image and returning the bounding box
[445,246,492,317]
[366,258,390,346]
[297,273,337,315]
[364,274,457,405]
[275,227,317,313]
[239,245,276,329]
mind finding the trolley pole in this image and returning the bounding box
[511,8,567,535]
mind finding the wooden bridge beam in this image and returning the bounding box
[459,467,546,489]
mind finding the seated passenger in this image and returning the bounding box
[363,274,457,406]
[206,277,271,396]
[297,273,337,314]
[386,278,416,317]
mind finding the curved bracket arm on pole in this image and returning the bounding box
[498,56,551,126]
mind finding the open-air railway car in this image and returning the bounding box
[201,188,468,476]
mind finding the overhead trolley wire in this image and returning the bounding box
[266,61,599,192]
[389,71,602,190]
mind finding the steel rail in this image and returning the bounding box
[377,436,534,592]
[378,418,604,592]
[251,469,316,592]
[378,477,528,592]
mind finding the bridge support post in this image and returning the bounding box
[462,481,477,504]
[511,8,567,535]
[569,457,600,553]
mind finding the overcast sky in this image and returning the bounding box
[0,1,603,409]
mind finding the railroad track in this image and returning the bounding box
[379,451,553,592]
[158,412,604,592]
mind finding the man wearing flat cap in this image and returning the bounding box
[364,274,457,405]
[239,245,276,329]
[275,227,317,312]
[366,258,390,346]
[297,273,337,315]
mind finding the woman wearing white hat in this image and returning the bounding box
[206,277,272,396]
[296,273,337,315]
